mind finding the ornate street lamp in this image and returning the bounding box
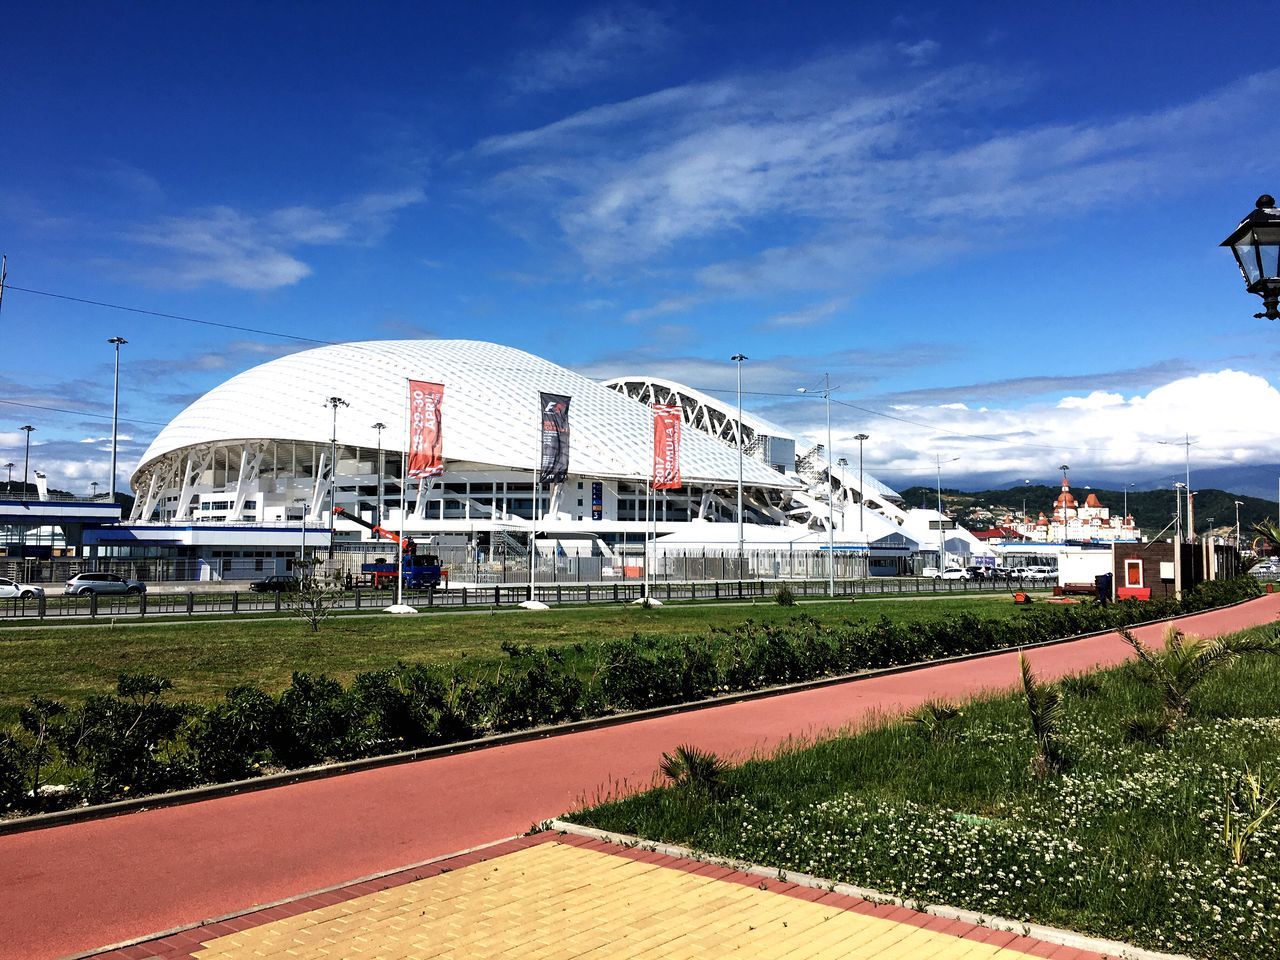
[1221,194,1280,321]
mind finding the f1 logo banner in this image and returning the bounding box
[652,404,683,490]
[538,392,571,484]
[407,380,445,479]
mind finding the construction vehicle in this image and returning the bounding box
[333,507,443,589]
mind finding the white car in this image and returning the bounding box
[922,566,970,580]
[0,577,45,599]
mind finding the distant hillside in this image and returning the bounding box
[897,484,1275,538]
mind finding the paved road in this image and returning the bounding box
[4,593,1276,960]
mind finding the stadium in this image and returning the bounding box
[87,339,976,579]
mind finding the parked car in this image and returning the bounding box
[0,577,44,600]
[1025,566,1059,582]
[63,572,146,596]
[249,574,301,593]
[965,565,997,580]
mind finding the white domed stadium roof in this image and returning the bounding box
[135,339,799,489]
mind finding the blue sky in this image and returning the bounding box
[3,2,1279,497]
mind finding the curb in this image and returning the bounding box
[2,593,1261,837]
[546,819,1197,960]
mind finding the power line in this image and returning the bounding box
[0,398,169,428]
[3,284,336,345]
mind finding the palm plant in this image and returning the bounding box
[660,743,727,798]
[905,700,963,742]
[1251,518,1280,555]
[1120,625,1280,726]
[1223,765,1280,866]
[1019,653,1067,777]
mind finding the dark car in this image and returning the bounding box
[249,575,301,593]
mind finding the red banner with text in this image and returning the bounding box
[652,404,683,490]
[407,380,444,479]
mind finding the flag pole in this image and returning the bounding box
[530,421,538,602]
[397,380,407,608]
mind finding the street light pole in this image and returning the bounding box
[1159,434,1196,543]
[324,397,349,560]
[1235,500,1244,549]
[1124,482,1134,536]
[4,462,13,492]
[293,497,308,577]
[372,422,386,525]
[854,433,869,533]
[935,455,959,571]
[107,337,127,501]
[798,376,837,596]
[91,481,99,499]
[20,426,34,501]
[731,353,747,579]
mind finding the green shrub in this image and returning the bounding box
[774,586,796,606]
[270,672,351,766]
[57,674,194,803]
[193,685,275,782]
[0,733,25,811]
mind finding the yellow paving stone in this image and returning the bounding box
[189,842,1051,960]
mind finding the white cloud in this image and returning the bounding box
[761,297,848,329]
[475,51,1280,305]
[1058,390,1125,410]
[510,4,676,94]
[776,369,1280,487]
[127,187,424,290]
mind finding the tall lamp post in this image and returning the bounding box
[1235,500,1244,549]
[935,455,960,572]
[91,481,99,499]
[798,374,837,597]
[372,421,386,525]
[107,337,127,501]
[324,397,349,559]
[731,353,748,578]
[853,433,869,533]
[1124,482,1134,535]
[4,462,12,493]
[20,425,34,501]
[1159,435,1195,543]
[1221,194,1280,321]
[1205,517,1215,539]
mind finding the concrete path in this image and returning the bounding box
[4,593,1276,959]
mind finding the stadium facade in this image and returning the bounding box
[86,339,979,577]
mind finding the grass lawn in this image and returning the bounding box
[0,595,1021,721]
[567,627,1280,960]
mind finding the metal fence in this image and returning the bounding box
[0,574,1035,622]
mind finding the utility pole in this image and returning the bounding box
[1235,500,1244,550]
[0,255,7,319]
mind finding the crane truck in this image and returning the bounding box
[332,507,444,589]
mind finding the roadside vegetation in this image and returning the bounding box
[0,578,1261,820]
[0,595,1020,719]
[568,616,1280,960]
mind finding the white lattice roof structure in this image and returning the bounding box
[134,340,799,490]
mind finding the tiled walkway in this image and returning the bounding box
[95,834,1107,960]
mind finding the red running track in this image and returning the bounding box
[4,594,1277,960]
